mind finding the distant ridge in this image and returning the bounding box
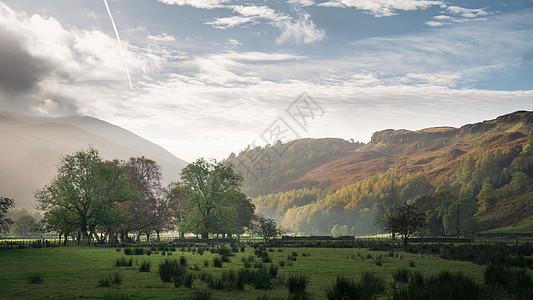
[0,115,188,209]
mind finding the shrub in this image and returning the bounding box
[194,264,201,271]
[190,290,212,300]
[204,260,209,267]
[288,292,313,300]
[235,269,252,290]
[183,273,195,288]
[241,245,245,252]
[213,256,223,268]
[409,260,416,268]
[287,254,297,261]
[198,248,204,255]
[110,272,123,285]
[207,275,226,290]
[286,274,309,294]
[268,264,279,278]
[242,256,255,268]
[133,248,144,255]
[124,248,132,255]
[279,261,285,267]
[253,261,264,269]
[252,267,271,289]
[139,260,151,272]
[27,272,43,284]
[115,257,133,267]
[360,272,386,298]
[393,268,411,283]
[179,256,188,267]
[97,276,112,287]
[485,264,533,297]
[325,276,361,300]
[393,271,482,300]
[158,259,185,283]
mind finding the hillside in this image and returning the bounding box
[0,115,188,209]
[235,111,533,235]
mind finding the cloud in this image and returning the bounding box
[275,14,325,45]
[147,33,176,42]
[157,0,227,9]
[288,0,316,6]
[206,4,324,44]
[318,0,444,17]
[0,27,50,95]
[0,2,164,116]
[426,5,489,26]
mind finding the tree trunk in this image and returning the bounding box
[201,232,209,240]
[156,231,160,243]
[136,231,141,243]
[179,232,185,239]
[146,233,150,243]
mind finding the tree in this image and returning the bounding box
[166,182,190,239]
[124,157,167,242]
[233,192,255,237]
[0,196,15,235]
[180,158,243,240]
[11,215,37,237]
[383,202,426,248]
[36,148,135,244]
[256,216,279,244]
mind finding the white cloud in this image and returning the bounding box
[206,16,253,29]
[275,14,325,45]
[147,34,176,42]
[318,0,444,17]
[157,0,227,9]
[446,6,488,18]
[288,0,316,7]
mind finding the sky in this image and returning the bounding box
[0,0,532,162]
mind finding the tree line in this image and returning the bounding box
[7,147,261,244]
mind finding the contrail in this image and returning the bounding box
[104,0,133,90]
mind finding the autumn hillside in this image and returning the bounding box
[229,111,533,235]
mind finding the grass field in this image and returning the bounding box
[0,245,490,299]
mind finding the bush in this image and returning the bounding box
[393,268,411,283]
[241,245,245,252]
[204,260,209,267]
[133,248,144,255]
[235,269,252,290]
[252,267,271,289]
[393,271,482,300]
[183,273,195,288]
[123,248,132,255]
[207,275,226,290]
[27,272,43,284]
[485,264,533,297]
[190,290,212,300]
[139,260,151,272]
[325,276,361,300]
[279,261,285,267]
[194,264,201,271]
[242,256,255,268]
[287,254,297,261]
[409,260,416,268]
[110,272,123,285]
[115,257,133,267]
[268,264,278,278]
[97,276,112,287]
[213,256,223,268]
[360,272,386,298]
[158,259,185,283]
[286,274,309,294]
[180,256,188,267]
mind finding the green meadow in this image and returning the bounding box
[0,246,488,299]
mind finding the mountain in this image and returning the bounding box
[234,111,532,194]
[0,115,188,209]
[229,111,533,235]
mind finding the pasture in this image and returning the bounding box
[0,244,492,299]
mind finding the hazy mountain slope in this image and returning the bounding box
[0,115,187,209]
[226,138,364,196]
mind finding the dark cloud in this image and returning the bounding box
[0,27,79,116]
[0,28,50,95]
